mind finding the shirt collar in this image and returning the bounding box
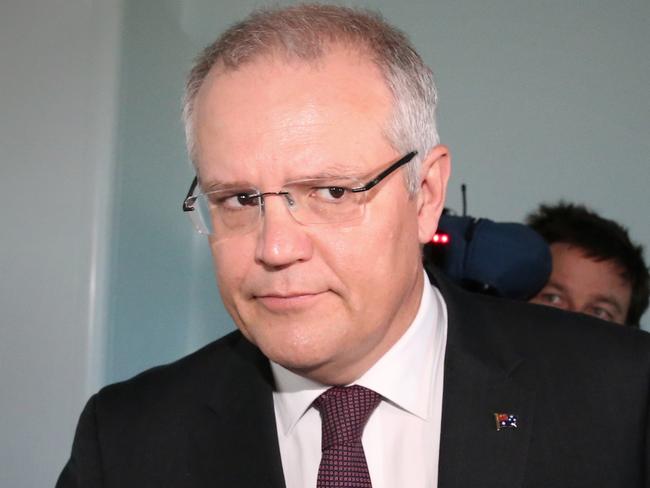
[271,362,328,436]
[355,272,439,420]
[271,270,441,434]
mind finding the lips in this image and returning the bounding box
[254,291,327,312]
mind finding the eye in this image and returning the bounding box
[542,293,562,305]
[235,193,260,207]
[212,191,260,210]
[588,306,614,322]
[312,186,350,202]
[531,290,564,308]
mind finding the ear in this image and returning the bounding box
[416,144,451,244]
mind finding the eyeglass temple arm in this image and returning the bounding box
[182,176,199,212]
[351,151,417,193]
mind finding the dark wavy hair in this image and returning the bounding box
[526,202,649,327]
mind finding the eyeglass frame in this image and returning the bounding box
[182,150,418,233]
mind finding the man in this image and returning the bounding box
[527,202,649,326]
[58,5,650,487]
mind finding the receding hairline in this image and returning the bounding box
[184,5,403,119]
[188,40,404,161]
[191,44,401,178]
[185,25,409,110]
[198,4,405,67]
[203,39,383,83]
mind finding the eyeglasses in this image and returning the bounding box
[182,151,417,237]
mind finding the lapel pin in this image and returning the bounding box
[494,412,518,431]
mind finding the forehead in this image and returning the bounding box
[192,47,395,182]
[549,243,632,301]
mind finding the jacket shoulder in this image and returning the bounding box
[95,330,269,415]
[436,269,650,374]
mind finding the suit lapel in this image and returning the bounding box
[438,346,535,488]
[189,336,286,488]
[433,269,536,488]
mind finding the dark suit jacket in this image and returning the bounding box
[57,271,650,487]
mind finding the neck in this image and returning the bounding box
[295,270,425,386]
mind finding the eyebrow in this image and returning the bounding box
[199,164,368,192]
[200,179,257,193]
[542,281,566,293]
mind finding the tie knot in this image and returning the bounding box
[314,385,381,450]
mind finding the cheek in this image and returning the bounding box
[323,207,419,295]
[365,203,419,260]
[210,238,254,302]
[322,226,380,281]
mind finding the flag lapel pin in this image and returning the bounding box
[494,412,518,431]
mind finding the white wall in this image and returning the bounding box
[0,0,121,486]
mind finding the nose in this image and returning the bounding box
[254,193,313,268]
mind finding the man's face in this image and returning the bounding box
[193,47,448,384]
[530,242,632,324]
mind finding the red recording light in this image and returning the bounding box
[432,233,450,245]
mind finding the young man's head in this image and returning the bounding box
[527,202,649,327]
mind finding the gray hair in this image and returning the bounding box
[183,3,439,194]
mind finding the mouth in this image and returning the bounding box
[254,291,327,312]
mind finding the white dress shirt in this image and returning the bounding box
[271,272,448,488]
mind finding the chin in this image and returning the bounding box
[256,327,340,372]
[265,347,332,375]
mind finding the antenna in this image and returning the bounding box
[461,183,467,217]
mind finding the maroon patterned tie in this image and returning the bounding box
[313,385,381,488]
